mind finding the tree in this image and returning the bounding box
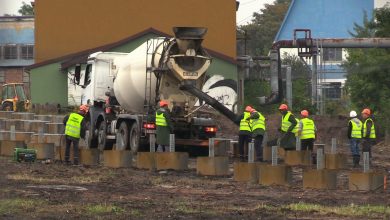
[344,7,390,139]
[18,2,34,16]
[237,0,291,56]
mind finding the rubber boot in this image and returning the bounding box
[353,156,360,168]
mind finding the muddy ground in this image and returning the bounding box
[1,114,390,219]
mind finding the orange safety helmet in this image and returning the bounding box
[79,104,89,113]
[278,104,288,110]
[361,108,371,115]
[301,110,309,117]
[159,100,169,107]
[245,105,253,112]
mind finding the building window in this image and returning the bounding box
[4,45,18,59]
[324,82,342,99]
[0,45,3,59]
[323,48,342,61]
[21,45,34,59]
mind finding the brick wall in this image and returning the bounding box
[0,67,30,97]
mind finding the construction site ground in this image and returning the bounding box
[1,114,390,219]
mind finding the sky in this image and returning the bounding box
[0,0,276,24]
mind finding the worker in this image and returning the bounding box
[63,104,88,165]
[361,108,376,160]
[278,104,298,150]
[238,105,253,161]
[249,108,266,162]
[155,100,173,152]
[347,110,362,167]
[298,110,316,163]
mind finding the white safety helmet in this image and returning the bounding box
[349,110,357,118]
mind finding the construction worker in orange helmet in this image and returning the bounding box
[361,108,376,160]
[63,104,88,165]
[278,103,298,150]
[237,105,253,161]
[348,110,362,167]
[298,109,317,164]
[249,107,266,162]
[155,100,173,152]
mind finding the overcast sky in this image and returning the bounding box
[0,0,276,24]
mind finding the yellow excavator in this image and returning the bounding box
[1,83,30,112]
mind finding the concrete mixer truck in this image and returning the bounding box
[76,27,238,152]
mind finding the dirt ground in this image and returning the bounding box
[1,114,390,219]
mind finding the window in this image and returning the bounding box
[0,45,3,59]
[21,45,34,59]
[4,45,17,59]
[84,64,92,86]
[324,83,342,99]
[323,48,342,61]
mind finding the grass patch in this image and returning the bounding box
[85,203,125,215]
[287,202,390,218]
[0,198,46,215]
[6,173,57,183]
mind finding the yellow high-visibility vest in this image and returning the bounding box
[65,113,83,138]
[362,118,376,138]
[300,118,315,140]
[252,112,266,131]
[155,111,167,127]
[349,119,362,138]
[281,111,298,133]
[240,112,251,132]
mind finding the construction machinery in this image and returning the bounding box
[73,27,238,152]
[1,83,30,112]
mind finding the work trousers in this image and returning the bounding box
[301,138,316,164]
[65,137,79,165]
[349,138,360,156]
[253,135,264,161]
[238,134,251,160]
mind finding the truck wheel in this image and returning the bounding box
[129,123,139,153]
[84,119,98,149]
[97,122,113,150]
[116,121,129,150]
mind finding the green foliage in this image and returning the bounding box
[282,54,316,114]
[344,7,390,136]
[237,0,291,56]
[18,2,34,16]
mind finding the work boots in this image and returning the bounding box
[353,156,360,168]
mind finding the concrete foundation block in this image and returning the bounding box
[52,115,66,123]
[233,162,265,183]
[214,139,231,156]
[34,115,53,122]
[263,146,272,161]
[285,150,311,166]
[259,164,292,186]
[0,140,26,156]
[156,152,188,170]
[28,121,49,133]
[12,112,35,120]
[278,147,286,159]
[303,169,337,189]
[136,152,156,170]
[29,143,55,160]
[349,171,385,191]
[79,149,100,165]
[0,131,33,142]
[103,150,132,168]
[196,156,229,176]
[46,123,64,134]
[325,153,347,169]
[0,111,13,119]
